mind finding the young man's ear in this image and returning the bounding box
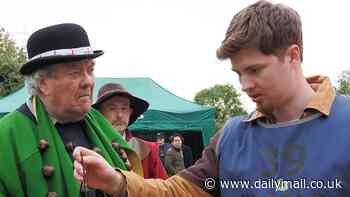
[286,44,301,64]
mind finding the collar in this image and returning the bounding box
[245,75,336,122]
[26,96,77,125]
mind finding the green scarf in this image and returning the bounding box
[32,96,141,196]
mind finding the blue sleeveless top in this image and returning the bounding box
[218,95,350,197]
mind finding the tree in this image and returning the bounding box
[0,27,27,97]
[337,70,350,95]
[194,84,247,132]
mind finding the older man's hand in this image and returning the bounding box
[73,146,126,196]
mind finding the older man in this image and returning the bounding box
[93,83,168,179]
[73,1,350,197]
[0,23,142,197]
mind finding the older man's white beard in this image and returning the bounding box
[113,124,128,135]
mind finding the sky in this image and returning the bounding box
[1,0,350,112]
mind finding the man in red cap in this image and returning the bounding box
[93,83,168,179]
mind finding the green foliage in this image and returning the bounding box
[337,70,350,95]
[194,84,247,132]
[0,27,27,97]
[338,80,350,95]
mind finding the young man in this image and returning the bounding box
[93,83,168,179]
[73,1,350,196]
[164,134,186,176]
[0,23,143,197]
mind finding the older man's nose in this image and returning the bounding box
[82,72,94,87]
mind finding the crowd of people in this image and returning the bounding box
[1,0,349,196]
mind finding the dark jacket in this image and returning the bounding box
[182,144,194,168]
[164,146,185,176]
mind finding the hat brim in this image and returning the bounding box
[20,50,104,75]
[92,91,149,126]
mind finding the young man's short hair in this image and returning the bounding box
[217,0,303,61]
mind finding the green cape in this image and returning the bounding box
[0,97,142,197]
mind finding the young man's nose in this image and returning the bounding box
[240,75,255,92]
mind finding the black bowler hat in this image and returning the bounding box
[93,83,149,126]
[20,23,104,75]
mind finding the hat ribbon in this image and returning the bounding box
[29,46,93,61]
